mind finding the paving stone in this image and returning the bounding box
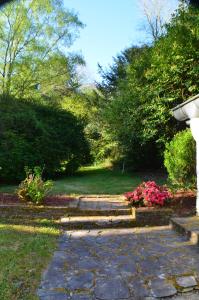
[67,272,94,290]
[176,275,197,289]
[128,278,150,298]
[40,273,67,290]
[76,258,99,270]
[174,293,199,299]
[71,294,93,300]
[150,278,177,298]
[94,277,130,299]
[119,261,137,275]
[38,290,70,300]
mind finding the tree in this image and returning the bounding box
[94,3,199,171]
[0,0,84,97]
[140,0,178,41]
[189,0,199,7]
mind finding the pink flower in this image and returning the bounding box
[124,181,171,207]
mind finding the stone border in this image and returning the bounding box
[135,207,173,226]
[171,218,199,244]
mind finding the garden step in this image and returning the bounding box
[78,195,129,211]
[171,217,199,244]
[60,214,135,229]
[68,208,132,216]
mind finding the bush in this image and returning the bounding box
[164,129,196,189]
[124,181,171,207]
[0,95,91,182]
[17,166,53,205]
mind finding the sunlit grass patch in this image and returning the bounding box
[0,217,59,300]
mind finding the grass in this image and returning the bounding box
[0,163,166,195]
[0,216,59,300]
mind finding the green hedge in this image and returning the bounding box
[164,129,196,188]
[0,96,90,182]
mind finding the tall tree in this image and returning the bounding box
[0,0,84,97]
[140,0,178,41]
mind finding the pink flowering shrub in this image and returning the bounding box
[124,181,171,207]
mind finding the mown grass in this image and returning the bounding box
[0,163,166,195]
[0,217,59,300]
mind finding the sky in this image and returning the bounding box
[65,0,179,83]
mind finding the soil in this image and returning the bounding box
[167,190,196,216]
[0,193,75,206]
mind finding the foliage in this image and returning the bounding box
[93,3,199,171]
[0,95,90,182]
[17,166,53,204]
[164,129,196,189]
[97,46,164,169]
[124,181,171,207]
[0,0,84,98]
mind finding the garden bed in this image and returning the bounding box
[128,190,196,216]
[0,193,75,206]
[131,190,196,226]
[167,190,196,216]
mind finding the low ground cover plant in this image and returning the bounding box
[124,181,171,207]
[17,166,53,205]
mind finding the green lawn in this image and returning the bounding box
[0,163,166,195]
[0,216,59,300]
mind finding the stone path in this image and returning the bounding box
[38,226,199,299]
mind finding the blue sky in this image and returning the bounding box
[65,0,178,82]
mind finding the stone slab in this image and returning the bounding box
[171,217,199,244]
[176,275,197,289]
[94,277,130,300]
[150,279,177,298]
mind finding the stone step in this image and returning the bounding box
[171,216,199,244]
[78,196,129,210]
[60,214,135,229]
[67,208,132,216]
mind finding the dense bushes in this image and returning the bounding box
[0,96,90,182]
[164,129,196,188]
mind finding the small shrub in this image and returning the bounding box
[164,129,196,189]
[17,167,53,205]
[124,181,171,207]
